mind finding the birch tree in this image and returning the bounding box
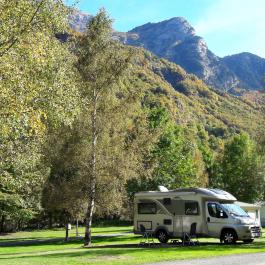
[76,9,134,246]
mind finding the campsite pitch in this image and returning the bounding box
[0,226,264,265]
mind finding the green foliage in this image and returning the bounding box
[152,123,201,188]
[0,0,80,231]
[42,126,87,221]
[127,109,207,197]
[212,133,264,202]
[148,107,169,129]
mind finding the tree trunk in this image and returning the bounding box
[48,213,53,229]
[65,224,69,241]
[84,91,97,247]
[0,215,5,233]
[76,219,78,237]
[64,210,70,242]
[65,221,69,241]
[84,195,95,246]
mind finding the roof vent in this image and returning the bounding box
[158,186,169,192]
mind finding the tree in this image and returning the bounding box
[152,124,205,189]
[76,9,135,246]
[42,125,86,241]
[218,133,264,202]
[0,0,80,231]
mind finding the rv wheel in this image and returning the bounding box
[221,229,237,244]
[156,230,168,243]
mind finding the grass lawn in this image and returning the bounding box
[0,226,264,265]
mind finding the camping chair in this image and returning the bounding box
[182,222,199,246]
[139,224,155,246]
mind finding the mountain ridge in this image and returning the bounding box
[117,18,265,92]
[70,11,265,93]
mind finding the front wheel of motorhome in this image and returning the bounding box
[156,230,169,243]
[220,229,237,244]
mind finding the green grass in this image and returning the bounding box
[0,227,264,265]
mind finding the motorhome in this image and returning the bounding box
[134,187,262,244]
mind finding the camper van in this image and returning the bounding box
[134,187,262,244]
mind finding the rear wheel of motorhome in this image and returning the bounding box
[156,229,168,243]
[243,239,254,244]
[220,229,237,244]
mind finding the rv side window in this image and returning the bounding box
[185,201,199,215]
[138,203,157,214]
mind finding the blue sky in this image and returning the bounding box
[65,0,265,58]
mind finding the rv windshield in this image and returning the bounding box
[221,203,249,217]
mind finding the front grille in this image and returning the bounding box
[250,226,262,237]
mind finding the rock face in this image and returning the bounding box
[68,9,92,32]
[223,53,265,90]
[125,17,196,57]
[162,35,239,91]
[117,17,265,92]
[70,12,265,92]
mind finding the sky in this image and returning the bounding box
[65,0,265,58]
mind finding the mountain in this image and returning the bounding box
[118,17,196,57]
[64,10,265,140]
[69,11,265,93]
[223,52,265,90]
[115,17,265,92]
[114,18,239,91]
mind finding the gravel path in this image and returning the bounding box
[147,252,265,265]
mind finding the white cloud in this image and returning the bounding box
[195,0,265,57]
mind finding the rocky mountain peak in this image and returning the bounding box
[129,16,195,41]
[123,17,196,58]
[120,18,265,92]
[69,11,265,92]
[164,17,196,35]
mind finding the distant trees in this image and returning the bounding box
[126,107,207,198]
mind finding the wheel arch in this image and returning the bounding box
[154,226,170,236]
[220,227,238,241]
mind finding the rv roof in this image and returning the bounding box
[135,188,237,201]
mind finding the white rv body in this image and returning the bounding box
[134,188,262,243]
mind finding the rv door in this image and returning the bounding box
[206,202,228,237]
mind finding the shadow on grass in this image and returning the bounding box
[1,240,265,261]
[0,230,133,244]
[0,234,139,248]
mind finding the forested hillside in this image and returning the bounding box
[1,1,264,245]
